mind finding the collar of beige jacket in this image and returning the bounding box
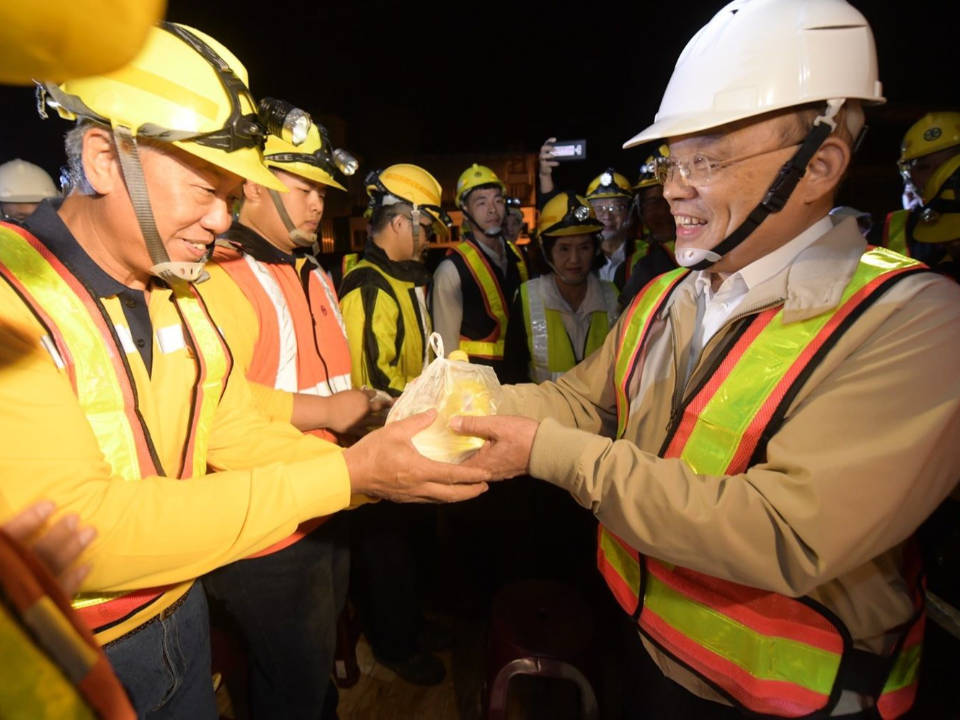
[665,216,866,327]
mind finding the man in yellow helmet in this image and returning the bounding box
[339,164,453,686]
[0,24,488,717]
[197,121,380,717]
[584,168,639,287]
[431,164,529,381]
[884,112,960,260]
[907,153,960,284]
[455,2,960,717]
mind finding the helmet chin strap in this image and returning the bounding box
[112,126,208,283]
[267,188,317,248]
[462,207,503,239]
[687,99,844,272]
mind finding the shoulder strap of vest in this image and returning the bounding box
[507,241,530,283]
[451,241,510,328]
[614,268,689,439]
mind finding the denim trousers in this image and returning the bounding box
[104,582,217,719]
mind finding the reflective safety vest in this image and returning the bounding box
[0,224,231,634]
[520,276,618,383]
[623,239,675,285]
[214,246,352,557]
[341,252,360,280]
[882,210,911,258]
[450,239,529,360]
[598,249,926,718]
[0,530,135,719]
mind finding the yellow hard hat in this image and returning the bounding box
[366,164,452,238]
[538,192,605,238]
[633,145,670,190]
[585,169,633,200]
[912,153,960,245]
[899,112,960,164]
[455,164,506,209]
[0,0,164,85]
[40,23,286,193]
[265,124,347,191]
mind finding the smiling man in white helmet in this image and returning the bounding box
[453,1,960,717]
[0,22,489,718]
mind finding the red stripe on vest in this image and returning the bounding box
[663,309,776,460]
[450,244,507,343]
[641,610,827,716]
[725,267,918,474]
[647,559,843,654]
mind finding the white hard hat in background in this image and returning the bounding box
[624,0,884,148]
[0,160,59,203]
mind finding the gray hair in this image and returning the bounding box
[62,121,168,196]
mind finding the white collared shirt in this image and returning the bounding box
[599,242,626,282]
[691,216,834,355]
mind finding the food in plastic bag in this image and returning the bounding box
[386,334,502,464]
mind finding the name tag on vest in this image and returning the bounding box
[156,324,186,354]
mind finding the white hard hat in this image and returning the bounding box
[0,159,59,202]
[624,0,885,148]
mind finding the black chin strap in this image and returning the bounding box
[689,121,835,271]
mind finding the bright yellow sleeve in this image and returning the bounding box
[340,286,405,395]
[0,289,351,594]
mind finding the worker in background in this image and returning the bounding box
[618,148,679,305]
[584,168,639,287]
[0,24,488,717]
[199,122,380,718]
[908,152,960,283]
[339,164,453,686]
[431,164,529,380]
[503,192,618,385]
[884,111,960,259]
[455,1,960,717]
[503,196,524,243]
[0,159,59,223]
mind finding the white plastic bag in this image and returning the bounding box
[386,334,502,464]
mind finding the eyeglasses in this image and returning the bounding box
[592,202,630,215]
[401,213,436,242]
[653,143,801,187]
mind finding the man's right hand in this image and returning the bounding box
[539,137,559,179]
[343,410,492,503]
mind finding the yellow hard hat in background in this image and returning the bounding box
[0,0,165,85]
[899,112,960,164]
[912,153,960,245]
[633,146,670,191]
[538,192,605,238]
[41,23,286,193]
[265,124,347,191]
[455,164,506,209]
[366,164,451,238]
[585,169,633,201]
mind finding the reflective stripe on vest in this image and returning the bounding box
[883,210,911,258]
[521,278,618,383]
[622,240,650,283]
[508,241,530,284]
[452,242,511,360]
[0,225,231,634]
[599,248,925,718]
[238,254,352,398]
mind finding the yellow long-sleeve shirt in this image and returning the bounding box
[0,205,352,644]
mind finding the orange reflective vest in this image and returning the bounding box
[0,224,231,634]
[449,239,529,360]
[882,210,911,258]
[598,249,926,718]
[213,243,352,557]
[0,530,135,719]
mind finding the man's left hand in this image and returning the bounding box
[451,415,539,480]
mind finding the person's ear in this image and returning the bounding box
[800,135,851,204]
[242,181,263,204]
[80,126,122,195]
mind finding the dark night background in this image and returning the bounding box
[1,0,957,233]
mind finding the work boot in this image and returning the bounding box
[375,650,446,686]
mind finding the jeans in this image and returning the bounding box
[203,513,350,719]
[104,582,217,720]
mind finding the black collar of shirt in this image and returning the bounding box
[219,220,297,267]
[23,199,155,373]
[364,238,433,286]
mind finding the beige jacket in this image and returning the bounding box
[501,218,960,702]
